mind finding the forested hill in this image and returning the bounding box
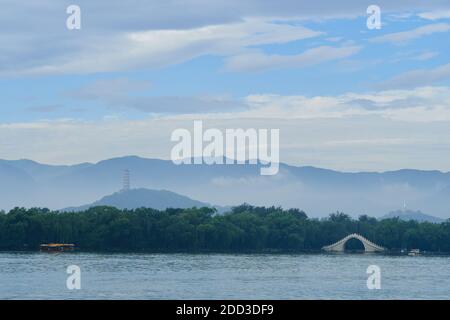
[63,188,212,211]
[381,210,444,223]
[1,205,449,253]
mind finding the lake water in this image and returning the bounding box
[0,252,449,299]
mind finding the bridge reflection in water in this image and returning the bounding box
[322,233,385,253]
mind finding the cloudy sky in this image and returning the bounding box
[1,0,450,171]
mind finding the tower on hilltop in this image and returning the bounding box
[122,169,130,192]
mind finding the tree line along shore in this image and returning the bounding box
[0,205,449,253]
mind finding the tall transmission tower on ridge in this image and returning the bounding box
[122,169,130,192]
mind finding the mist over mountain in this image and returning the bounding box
[1,156,450,219]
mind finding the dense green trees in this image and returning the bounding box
[0,205,449,252]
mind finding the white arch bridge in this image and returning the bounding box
[322,233,385,253]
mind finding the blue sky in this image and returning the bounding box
[1,1,450,171]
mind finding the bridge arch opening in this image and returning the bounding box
[344,237,365,252]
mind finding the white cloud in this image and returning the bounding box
[69,78,152,100]
[380,63,450,89]
[389,50,439,63]
[68,78,247,114]
[2,1,450,76]
[418,10,450,20]
[108,86,450,124]
[224,45,361,72]
[233,86,450,122]
[412,51,439,61]
[370,23,450,44]
[3,19,322,76]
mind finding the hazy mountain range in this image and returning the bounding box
[1,156,450,219]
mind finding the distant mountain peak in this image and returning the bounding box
[381,209,444,223]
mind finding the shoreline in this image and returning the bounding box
[1,250,450,257]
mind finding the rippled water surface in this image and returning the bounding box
[0,252,449,299]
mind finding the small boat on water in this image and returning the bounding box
[408,249,420,256]
[40,243,76,252]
